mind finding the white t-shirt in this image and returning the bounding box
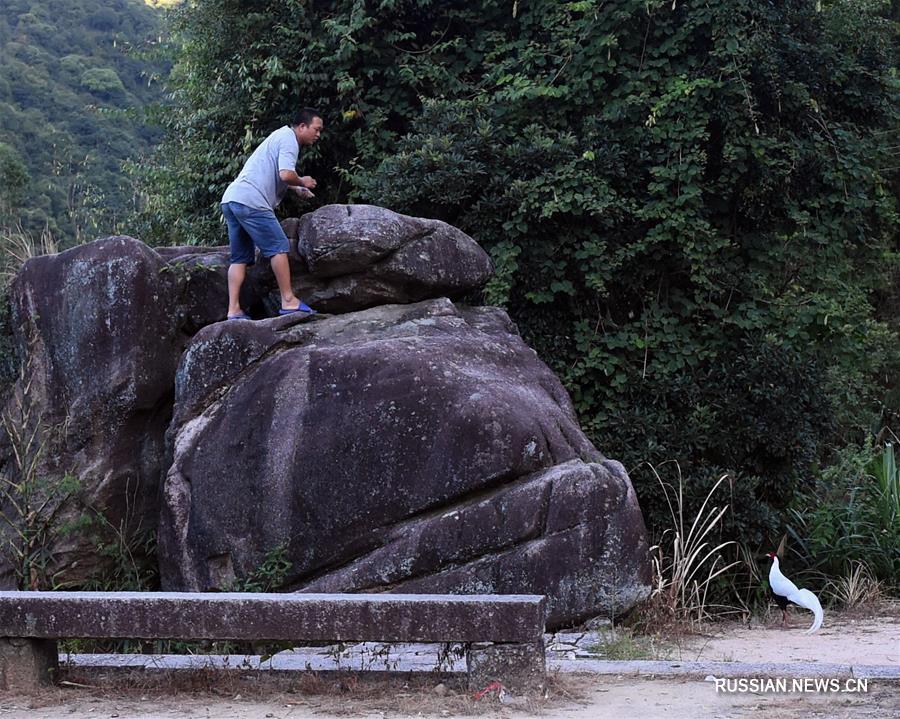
[221,126,299,211]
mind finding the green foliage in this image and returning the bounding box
[77,516,159,593]
[869,442,900,530]
[586,627,655,660]
[229,541,292,593]
[787,441,900,587]
[141,0,900,563]
[79,68,127,98]
[0,0,170,244]
[0,144,29,223]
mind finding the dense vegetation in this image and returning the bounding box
[0,0,893,599]
[0,0,168,243]
[137,0,900,586]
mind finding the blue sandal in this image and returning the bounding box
[278,301,317,315]
[227,311,251,320]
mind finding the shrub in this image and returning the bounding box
[0,351,80,590]
[787,440,900,588]
[644,466,740,629]
[0,143,29,221]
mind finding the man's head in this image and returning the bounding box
[292,107,323,145]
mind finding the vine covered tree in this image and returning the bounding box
[137,0,900,549]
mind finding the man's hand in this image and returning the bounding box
[279,170,317,189]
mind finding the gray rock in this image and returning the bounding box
[297,204,424,276]
[0,208,651,625]
[159,299,651,626]
[550,632,585,645]
[298,204,491,280]
[1,237,180,586]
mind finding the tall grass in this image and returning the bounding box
[826,561,884,609]
[645,464,741,629]
[0,346,78,589]
[869,440,899,533]
[0,223,59,388]
[0,223,58,288]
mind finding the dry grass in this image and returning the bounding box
[16,666,590,716]
[840,596,900,621]
[0,343,78,591]
[0,223,57,288]
[642,464,741,632]
[826,561,886,610]
[583,625,683,661]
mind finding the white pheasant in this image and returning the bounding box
[766,552,824,634]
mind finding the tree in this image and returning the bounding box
[79,68,127,99]
[0,143,29,222]
[138,0,900,545]
[0,0,169,242]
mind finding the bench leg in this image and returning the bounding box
[0,638,59,691]
[466,640,545,692]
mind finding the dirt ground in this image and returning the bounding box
[668,613,900,666]
[0,611,897,719]
[2,673,897,719]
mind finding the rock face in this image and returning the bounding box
[2,237,181,585]
[294,205,494,311]
[1,205,651,626]
[160,300,650,626]
[0,206,492,587]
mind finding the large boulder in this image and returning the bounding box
[1,206,651,626]
[156,205,494,318]
[295,204,494,310]
[159,299,651,626]
[1,237,182,586]
[0,207,492,588]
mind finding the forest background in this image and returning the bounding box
[1,0,898,607]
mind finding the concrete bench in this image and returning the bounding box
[0,591,546,691]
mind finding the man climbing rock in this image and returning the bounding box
[221,107,324,320]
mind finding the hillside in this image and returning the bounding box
[0,0,170,245]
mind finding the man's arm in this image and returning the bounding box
[279,170,316,189]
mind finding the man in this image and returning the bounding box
[221,107,324,320]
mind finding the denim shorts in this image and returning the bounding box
[221,202,290,265]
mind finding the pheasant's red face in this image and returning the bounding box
[766,552,776,559]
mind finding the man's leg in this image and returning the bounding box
[240,207,315,314]
[227,263,247,316]
[222,202,255,318]
[270,253,300,311]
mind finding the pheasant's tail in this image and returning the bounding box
[790,588,824,634]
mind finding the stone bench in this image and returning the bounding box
[0,591,546,691]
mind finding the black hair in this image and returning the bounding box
[291,107,322,127]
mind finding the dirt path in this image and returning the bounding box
[1,613,897,718]
[2,674,897,719]
[674,615,900,666]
